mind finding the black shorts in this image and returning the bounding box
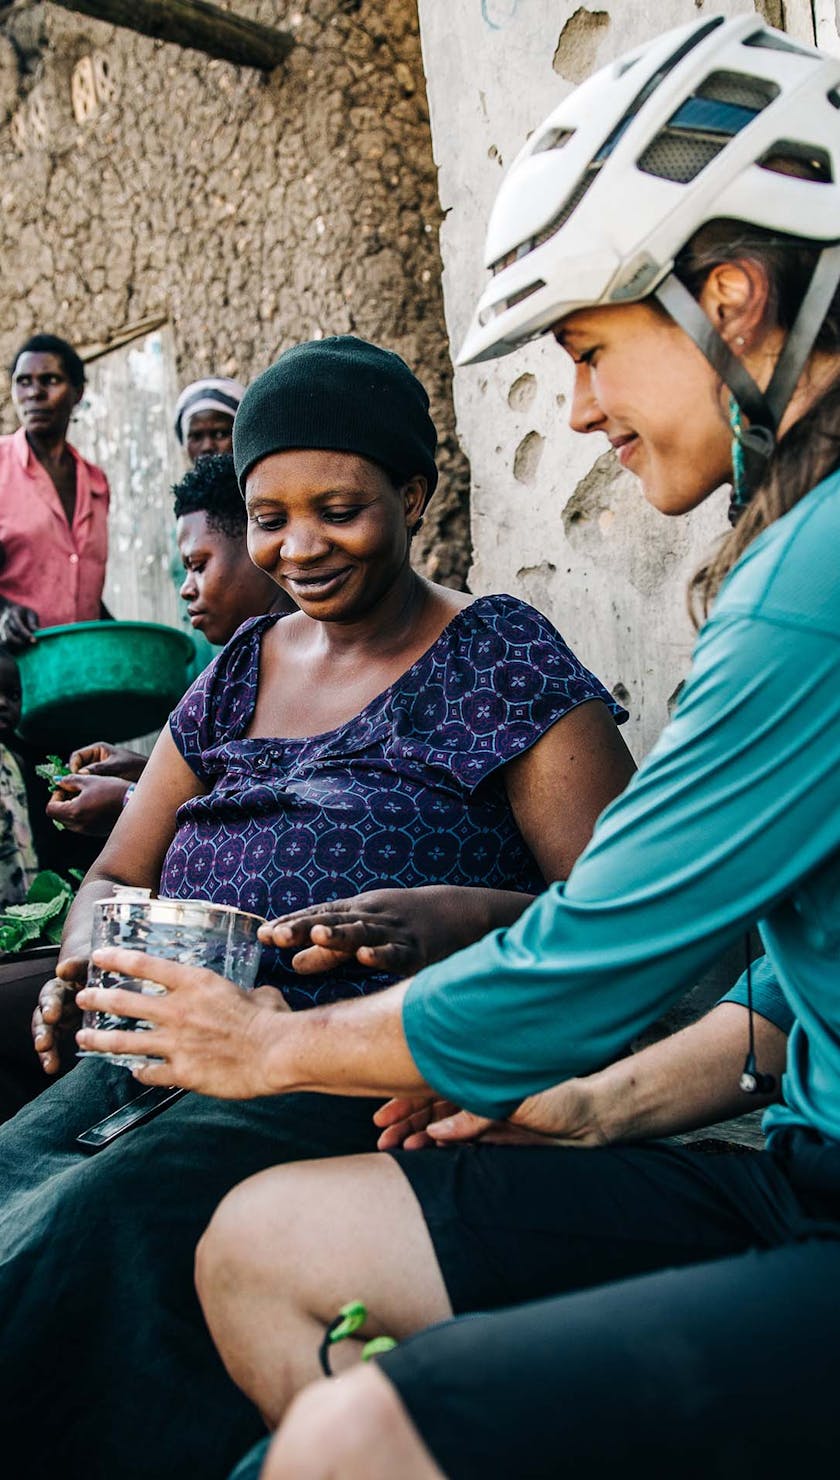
[389,1138,817,1316]
[382,1139,840,1478]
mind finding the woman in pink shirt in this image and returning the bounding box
[0,333,110,651]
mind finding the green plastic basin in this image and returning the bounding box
[17,621,196,752]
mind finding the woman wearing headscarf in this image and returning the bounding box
[173,375,246,462]
[47,454,292,839]
[0,336,633,1480]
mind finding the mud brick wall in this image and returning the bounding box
[0,0,470,585]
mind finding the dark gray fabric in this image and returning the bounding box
[389,1138,816,1316]
[382,1236,840,1480]
[0,1056,381,1480]
[382,1136,840,1478]
[228,1437,270,1480]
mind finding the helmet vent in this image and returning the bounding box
[742,29,814,58]
[532,127,575,155]
[532,169,598,244]
[490,168,597,276]
[758,141,833,183]
[506,280,546,311]
[696,70,779,112]
[637,131,725,184]
[637,71,777,185]
[478,279,544,327]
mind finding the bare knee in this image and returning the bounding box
[195,1164,308,1317]
[264,1367,444,1480]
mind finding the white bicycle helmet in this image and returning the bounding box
[458,12,840,461]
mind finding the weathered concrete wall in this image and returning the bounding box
[0,0,470,587]
[814,0,840,54]
[417,0,816,757]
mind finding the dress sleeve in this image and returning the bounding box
[402,610,840,1118]
[167,654,224,784]
[718,955,795,1035]
[393,596,627,794]
[167,618,262,783]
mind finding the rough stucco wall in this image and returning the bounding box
[0,0,470,587]
[814,0,840,54]
[417,0,815,757]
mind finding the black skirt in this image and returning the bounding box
[0,1056,381,1480]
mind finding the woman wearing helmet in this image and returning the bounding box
[79,14,840,1478]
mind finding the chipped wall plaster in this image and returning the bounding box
[418,0,817,756]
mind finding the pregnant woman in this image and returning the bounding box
[0,336,633,1480]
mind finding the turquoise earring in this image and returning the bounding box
[728,393,748,524]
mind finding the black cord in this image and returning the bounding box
[739,930,775,1095]
[318,1315,343,1378]
[745,932,756,1063]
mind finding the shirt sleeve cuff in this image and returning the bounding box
[402,953,523,1121]
[718,954,795,1035]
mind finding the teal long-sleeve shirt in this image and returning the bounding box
[403,469,840,1143]
[719,955,795,1038]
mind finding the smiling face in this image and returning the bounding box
[556,300,733,515]
[11,351,83,442]
[177,509,280,646]
[244,449,425,621]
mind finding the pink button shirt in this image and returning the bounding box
[0,426,110,629]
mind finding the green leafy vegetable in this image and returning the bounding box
[34,754,71,787]
[0,918,41,953]
[0,870,76,957]
[26,870,74,906]
[34,755,73,830]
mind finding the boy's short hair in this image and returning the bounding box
[172,454,246,540]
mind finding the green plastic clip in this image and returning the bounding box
[319,1300,399,1376]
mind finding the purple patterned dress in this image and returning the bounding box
[163,595,626,1007]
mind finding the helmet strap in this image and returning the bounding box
[655,242,840,503]
[761,241,840,424]
[655,271,775,428]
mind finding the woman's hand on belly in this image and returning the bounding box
[261,886,533,978]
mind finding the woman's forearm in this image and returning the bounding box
[59,872,130,961]
[422,887,534,960]
[570,1003,787,1144]
[59,728,201,962]
[264,980,428,1099]
[59,849,166,962]
[266,994,788,1130]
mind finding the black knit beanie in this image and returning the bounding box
[233,336,438,504]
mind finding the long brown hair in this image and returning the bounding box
[675,220,840,624]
